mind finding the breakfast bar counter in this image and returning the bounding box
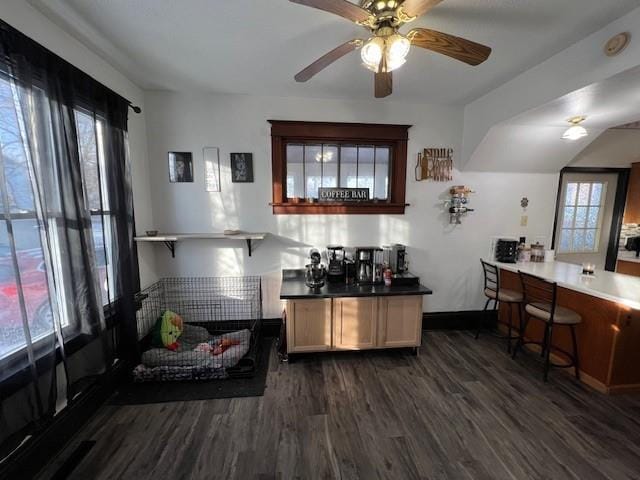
[280,269,432,357]
[487,259,640,394]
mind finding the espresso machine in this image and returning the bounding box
[305,248,326,289]
[355,247,383,284]
[326,245,345,283]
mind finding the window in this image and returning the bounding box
[270,121,410,214]
[286,144,391,201]
[558,181,606,253]
[0,75,113,360]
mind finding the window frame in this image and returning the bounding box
[269,120,411,214]
[0,85,118,365]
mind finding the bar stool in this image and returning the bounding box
[476,260,523,354]
[512,271,581,382]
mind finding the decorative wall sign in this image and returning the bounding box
[318,187,370,202]
[204,147,221,192]
[168,152,194,183]
[230,153,254,183]
[415,148,453,182]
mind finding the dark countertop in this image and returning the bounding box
[280,269,433,299]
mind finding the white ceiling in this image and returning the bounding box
[29,0,640,104]
[465,65,640,172]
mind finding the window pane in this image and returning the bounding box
[585,229,597,251]
[577,183,591,205]
[587,207,600,229]
[559,229,571,252]
[304,145,322,199]
[565,183,578,206]
[0,219,54,358]
[286,144,304,199]
[590,183,603,206]
[573,230,585,251]
[340,146,358,188]
[0,222,28,357]
[574,206,587,228]
[322,145,338,188]
[357,146,374,195]
[374,147,390,200]
[562,207,575,228]
[91,217,110,305]
[0,77,36,214]
[75,111,101,211]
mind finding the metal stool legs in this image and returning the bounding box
[570,325,580,381]
[475,297,494,340]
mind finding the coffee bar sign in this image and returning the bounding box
[318,187,370,202]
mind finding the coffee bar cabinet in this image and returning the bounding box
[280,270,432,357]
[286,298,333,353]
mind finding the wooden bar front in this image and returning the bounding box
[498,269,640,394]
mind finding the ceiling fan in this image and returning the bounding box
[290,0,492,98]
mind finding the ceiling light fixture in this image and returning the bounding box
[562,116,588,141]
[361,33,410,73]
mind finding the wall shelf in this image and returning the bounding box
[134,232,267,258]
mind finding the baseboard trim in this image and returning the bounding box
[422,310,497,330]
[0,361,126,479]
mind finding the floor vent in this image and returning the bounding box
[51,440,96,480]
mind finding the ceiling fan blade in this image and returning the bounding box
[408,28,491,66]
[375,72,392,98]
[289,0,372,23]
[295,40,362,82]
[401,0,444,18]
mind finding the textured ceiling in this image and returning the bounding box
[30,0,640,104]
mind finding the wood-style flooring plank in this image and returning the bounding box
[37,331,640,480]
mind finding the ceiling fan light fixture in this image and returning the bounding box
[386,34,410,71]
[562,116,588,141]
[361,36,385,71]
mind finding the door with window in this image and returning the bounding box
[554,172,618,270]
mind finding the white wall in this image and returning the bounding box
[145,91,559,317]
[0,1,157,287]
[570,129,640,168]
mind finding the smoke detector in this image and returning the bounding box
[604,32,630,57]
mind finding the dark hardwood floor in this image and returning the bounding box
[39,331,640,479]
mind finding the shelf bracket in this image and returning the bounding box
[246,239,252,257]
[163,240,176,258]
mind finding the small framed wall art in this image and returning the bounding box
[203,147,221,192]
[230,152,254,183]
[168,151,194,183]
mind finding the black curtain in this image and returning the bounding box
[0,19,138,459]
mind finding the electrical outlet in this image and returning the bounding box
[520,215,528,227]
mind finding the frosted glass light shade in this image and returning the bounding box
[562,125,588,141]
[361,37,384,71]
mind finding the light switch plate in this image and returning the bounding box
[520,215,528,227]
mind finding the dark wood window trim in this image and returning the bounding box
[269,120,411,214]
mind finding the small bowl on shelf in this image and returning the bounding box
[145,230,158,237]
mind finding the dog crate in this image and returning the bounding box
[133,276,262,382]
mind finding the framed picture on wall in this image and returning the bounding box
[230,153,254,183]
[168,151,194,183]
[204,147,221,192]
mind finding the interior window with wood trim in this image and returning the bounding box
[269,121,410,214]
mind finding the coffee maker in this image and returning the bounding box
[355,247,381,284]
[305,248,326,289]
[384,244,407,274]
[326,245,345,283]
